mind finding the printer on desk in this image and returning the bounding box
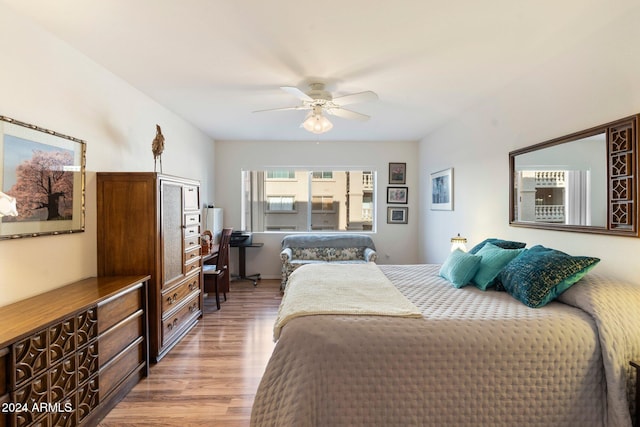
[230,230,253,247]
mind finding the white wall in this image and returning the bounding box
[419,7,640,284]
[214,140,419,279]
[0,4,215,306]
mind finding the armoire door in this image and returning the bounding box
[161,180,184,289]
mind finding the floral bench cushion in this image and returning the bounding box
[290,247,365,261]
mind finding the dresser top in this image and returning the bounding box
[0,275,149,348]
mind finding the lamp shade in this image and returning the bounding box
[302,108,333,134]
[450,233,467,252]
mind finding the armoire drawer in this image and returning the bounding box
[161,275,200,314]
[162,294,200,347]
[184,213,200,227]
[183,245,201,265]
[183,225,200,241]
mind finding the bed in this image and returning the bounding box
[251,260,640,427]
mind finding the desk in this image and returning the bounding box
[231,242,263,285]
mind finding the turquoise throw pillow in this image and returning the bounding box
[439,249,482,288]
[498,245,600,308]
[471,243,525,290]
[469,238,526,254]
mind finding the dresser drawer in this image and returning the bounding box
[99,311,144,367]
[99,338,144,401]
[162,294,200,347]
[162,275,200,315]
[98,286,143,334]
[0,347,8,396]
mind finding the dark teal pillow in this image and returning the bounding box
[471,243,525,290]
[498,245,600,308]
[439,249,482,288]
[468,238,526,254]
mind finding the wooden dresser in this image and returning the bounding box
[96,173,203,362]
[0,275,149,427]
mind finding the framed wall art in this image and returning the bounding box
[0,115,86,240]
[387,206,408,224]
[387,186,408,204]
[430,167,453,211]
[389,162,406,184]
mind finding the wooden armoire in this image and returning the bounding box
[97,173,202,362]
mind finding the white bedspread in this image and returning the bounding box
[274,263,421,340]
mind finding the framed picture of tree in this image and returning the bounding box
[0,116,86,240]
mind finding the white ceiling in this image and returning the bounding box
[2,0,637,142]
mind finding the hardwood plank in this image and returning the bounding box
[99,279,282,426]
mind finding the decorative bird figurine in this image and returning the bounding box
[152,124,165,173]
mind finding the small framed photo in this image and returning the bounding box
[387,207,408,224]
[387,186,408,204]
[430,167,453,211]
[389,162,406,184]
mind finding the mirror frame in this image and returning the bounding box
[509,114,639,237]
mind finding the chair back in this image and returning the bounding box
[217,228,233,273]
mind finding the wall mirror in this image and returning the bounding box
[509,114,638,237]
[0,116,86,240]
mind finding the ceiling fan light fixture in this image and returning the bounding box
[302,110,333,134]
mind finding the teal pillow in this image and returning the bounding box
[471,243,525,290]
[469,238,526,254]
[498,245,600,308]
[439,249,483,288]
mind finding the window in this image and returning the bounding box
[267,196,296,212]
[312,196,334,212]
[242,170,375,232]
[312,171,333,180]
[267,170,295,179]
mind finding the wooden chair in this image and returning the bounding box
[203,228,232,310]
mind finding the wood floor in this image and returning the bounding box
[99,279,283,427]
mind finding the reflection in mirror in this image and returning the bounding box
[510,114,638,237]
[513,133,607,227]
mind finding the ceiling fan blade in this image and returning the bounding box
[332,91,378,106]
[326,107,370,122]
[280,86,314,102]
[253,105,309,113]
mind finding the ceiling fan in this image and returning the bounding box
[254,83,378,134]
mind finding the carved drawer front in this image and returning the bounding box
[76,309,98,349]
[12,330,48,388]
[76,342,98,386]
[99,311,144,366]
[183,245,201,266]
[184,258,200,277]
[12,372,48,427]
[49,318,76,367]
[97,287,143,334]
[50,392,76,427]
[99,338,144,400]
[162,275,200,315]
[75,376,98,424]
[162,294,200,347]
[49,356,76,404]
